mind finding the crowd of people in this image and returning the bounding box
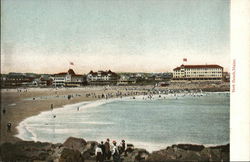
[95,138,127,162]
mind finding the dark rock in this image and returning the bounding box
[206,144,230,162]
[209,143,230,152]
[63,137,87,152]
[145,144,229,162]
[175,144,205,151]
[84,141,97,151]
[59,148,84,162]
[134,149,149,162]
[0,141,54,162]
[38,152,50,160]
[81,141,98,160]
[124,148,149,162]
[0,139,229,162]
[126,144,135,153]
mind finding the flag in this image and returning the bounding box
[70,62,74,65]
[183,58,187,62]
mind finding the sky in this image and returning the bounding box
[1,0,230,74]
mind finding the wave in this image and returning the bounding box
[15,99,119,141]
[15,92,229,152]
[15,121,38,141]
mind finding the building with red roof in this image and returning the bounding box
[173,64,223,81]
[51,69,86,87]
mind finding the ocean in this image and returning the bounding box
[16,92,229,152]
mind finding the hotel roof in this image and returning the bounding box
[88,70,118,76]
[53,69,82,76]
[173,64,223,71]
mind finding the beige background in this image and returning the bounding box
[231,0,250,160]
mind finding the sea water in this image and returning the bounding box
[16,92,229,152]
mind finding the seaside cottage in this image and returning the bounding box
[33,75,53,87]
[117,75,137,85]
[87,70,120,85]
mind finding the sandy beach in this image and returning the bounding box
[0,86,140,143]
[0,83,229,144]
[0,83,230,161]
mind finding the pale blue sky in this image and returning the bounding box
[1,0,230,73]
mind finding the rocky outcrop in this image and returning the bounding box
[0,141,57,162]
[124,148,149,162]
[0,137,229,162]
[63,136,87,152]
[172,144,205,151]
[82,141,98,160]
[59,148,84,162]
[62,137,98,160]
[145,144,229,162]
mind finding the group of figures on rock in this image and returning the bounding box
[95,138,126,162]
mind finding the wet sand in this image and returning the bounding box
[0,86,149,143]
[0,83,229,144]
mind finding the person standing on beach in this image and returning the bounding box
[3,109,6,114]
[100,141,105,160]
[121,140,126,155]
[104,138,111,160]
[112,141,121,162]
[95,144,103,162]
[7,122,12,132]
[51,104,53,110]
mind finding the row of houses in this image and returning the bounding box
[0,69,173,88]
[0,64,229,88]
[0,73,52,88]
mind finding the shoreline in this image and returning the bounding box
[15,92,229,153]
[1,84,229,144]
[1,86,157,143]
[0,85,230,161]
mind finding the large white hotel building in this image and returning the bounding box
[173,64,223,81]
